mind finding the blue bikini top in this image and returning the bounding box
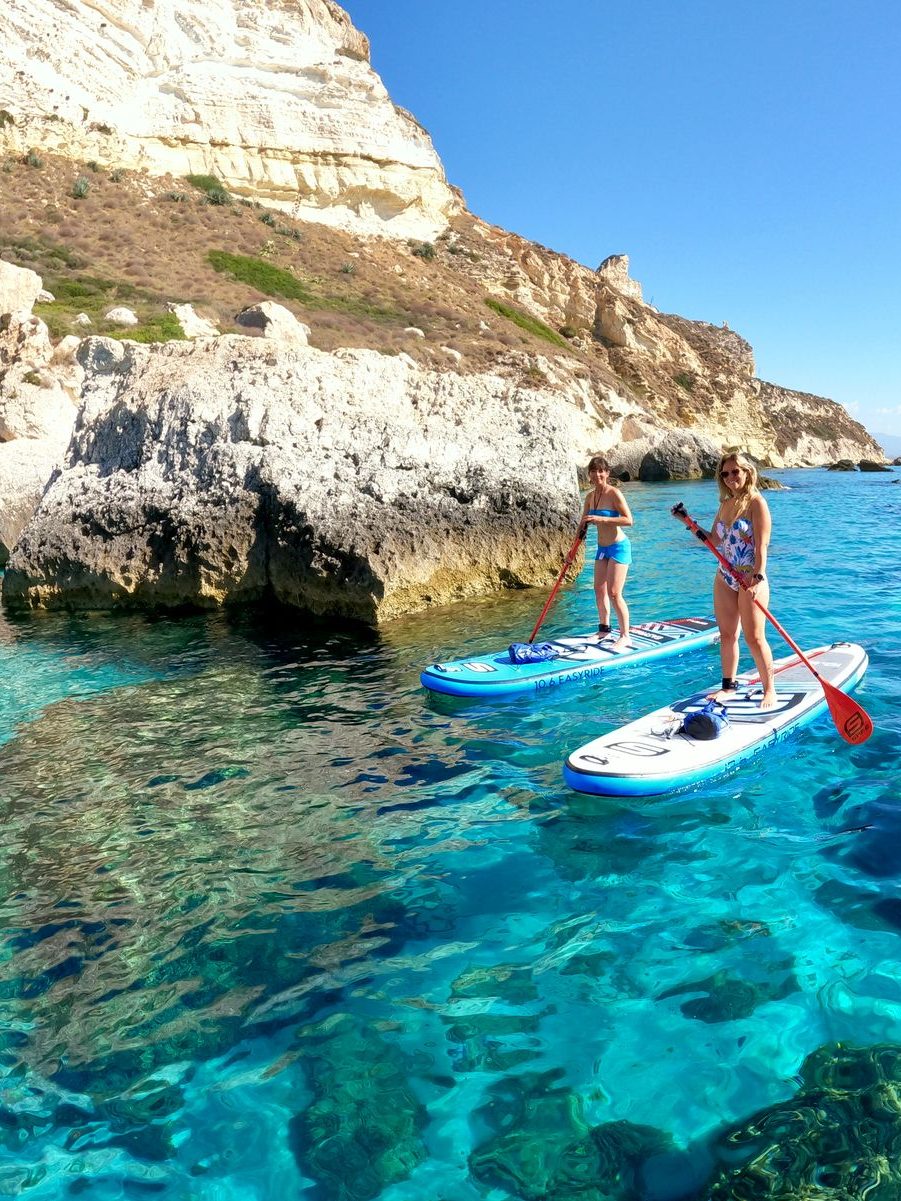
[589,508,621,517]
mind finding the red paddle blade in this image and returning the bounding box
[823,680,874,744]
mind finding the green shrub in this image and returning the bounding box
[109,167,125,182]
[673,371,696,393]
[340,262,356,275]
[24,149,43,168]
[410,241,435,260]
[115,311,186,344]
[484,297,569,350]
[207,250,314,302]
[166,191,191,202]
[86,160,101,173]
[559,325,579,339]
[207,249,403,322]
[23,369,43,386]
[259,211,276,227]
[72,175,91,199]
[186,173,231,204]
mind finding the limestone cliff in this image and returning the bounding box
[0,0,457,238]
[0,1,882,468]
[465,226,881,467]
[3,336,581,617]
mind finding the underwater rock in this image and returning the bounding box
[290,1012,428,1201]
[444,963,542,1072]
[704,1042,901,1199]
[657,966,798,1024]
[469,1069,676,1201]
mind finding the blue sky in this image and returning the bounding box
[342,0,901,440]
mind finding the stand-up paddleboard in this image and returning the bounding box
[421,617,719,699]
[563,642,868,797]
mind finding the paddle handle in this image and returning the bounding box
[528,526,587,643]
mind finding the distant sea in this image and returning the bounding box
[1,467,899,1199]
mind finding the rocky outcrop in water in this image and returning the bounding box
[704,1042,901,1198]
[0,0,457,240]
[3,335,581,619]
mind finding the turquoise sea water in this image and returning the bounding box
[0,468,899,1199]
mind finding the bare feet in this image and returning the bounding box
[613,635,632,651]
[707,687,738,702]
[760,688,777,710]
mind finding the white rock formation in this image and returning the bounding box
[0,0,458,240]
[5,336,581,620]
[597,254,643,303]
[0,437,64,567]
[235,302,310,346]
[0,311,81,442]
[169,303,220,340]
[0,260,42,315]
[104,307,139,326]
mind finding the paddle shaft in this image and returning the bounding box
[671,502,873,744]
[528,527,587,643]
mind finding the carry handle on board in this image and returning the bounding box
[528,526,587,643]
[670,501,873,745]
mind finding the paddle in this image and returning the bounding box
[670,502,873,744]
[528,525,588,643]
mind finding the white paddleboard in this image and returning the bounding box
[563,642,868,797]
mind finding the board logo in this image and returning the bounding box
[843,711,868,739]
[606,740,670,758]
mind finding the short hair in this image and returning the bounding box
[587,455,611,473]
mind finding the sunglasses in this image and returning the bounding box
[720,467,744,478]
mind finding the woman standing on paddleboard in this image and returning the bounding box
[676,451,777,708]
[579,455,634,649]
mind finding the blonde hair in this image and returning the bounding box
[716,451,759,513]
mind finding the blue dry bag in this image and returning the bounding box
[508,642,561,664]
[681,699,730,740]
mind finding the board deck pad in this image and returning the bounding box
[420,617,719,699]
[563,642,869,797]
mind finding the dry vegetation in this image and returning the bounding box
[0,151,595,377]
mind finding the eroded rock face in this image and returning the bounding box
[0,260,42,315]
[0,311,81,442]
[473,227,882,467]
[609,430,721,482]
[758,381,883,467]
[0,0,457,239]
[0,437,64,567]
[235,302,310,345]
[4,336,581,620]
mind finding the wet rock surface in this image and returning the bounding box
[4,336,580,621]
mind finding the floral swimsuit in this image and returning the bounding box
[715,516,755,591]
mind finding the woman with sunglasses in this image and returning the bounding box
[676,451,776,708]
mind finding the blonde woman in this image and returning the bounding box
[678,452,776,708]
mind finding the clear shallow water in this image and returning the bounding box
[0,469,899,1199]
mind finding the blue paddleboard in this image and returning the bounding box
[563,642,868,797]
[421,617,719,699]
